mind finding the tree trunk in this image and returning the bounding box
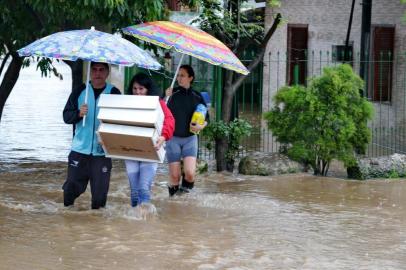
[312,157,321,175]
[213,13,282,172]
[215,137,228,172]
[0,53,11,78]
[321,160,330,176]
[221,70,235,122]
[63,60,83,91]
[214,71,235,172]
[0,54,23,122]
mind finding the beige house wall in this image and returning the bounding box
[262,0,406,152]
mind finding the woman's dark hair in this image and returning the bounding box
[127,73,161,96]
[180,64,195,83]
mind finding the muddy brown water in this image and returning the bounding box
[1,161,405,270]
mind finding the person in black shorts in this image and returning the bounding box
[164,65,208,196]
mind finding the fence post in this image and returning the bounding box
[293,58,299,85]
[124,67,130,94]
[124,66,138,94]
[215,66,223,120]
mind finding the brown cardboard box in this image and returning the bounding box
[97,94,165,162]
[98,123,165,163]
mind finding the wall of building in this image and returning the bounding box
[262,0,406,153]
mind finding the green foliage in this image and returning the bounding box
[264,64,374,176]
[402,0,406,22]
[387,169,400,179]
[349,165,406,180]
[0,0,166,76]
[194,0,266,47]
[376,168,406,179]
[203,118,252,162]
[22,58,63,79]
[192,0,282,171]
[196,160,209,174]
[268,0,282,8]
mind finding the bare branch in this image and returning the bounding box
[233,13,282,90]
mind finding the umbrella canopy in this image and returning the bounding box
[18,27,162,126]
[18,27,162,69]
[122,21,249,75]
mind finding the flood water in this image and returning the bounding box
[1,166,406,270]
[1,62,406,269]
[0,61,72,163]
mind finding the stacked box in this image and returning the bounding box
[97,94,165,163]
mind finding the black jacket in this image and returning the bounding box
[167,86,208,137]
[63,83,121,124]
[63,83,121,135]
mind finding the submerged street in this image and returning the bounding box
[0,162,405,269]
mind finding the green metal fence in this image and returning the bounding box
[124,49,406,160]
[263,50,406,158]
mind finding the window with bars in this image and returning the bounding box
[287,25,308,86]
[332,44,353,64]
[167,0,181,11]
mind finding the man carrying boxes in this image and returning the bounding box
[62,62,121,209]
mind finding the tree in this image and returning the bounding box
[0,0,167,122]
[194,0,282,171]
[264,64,374,176]
[203,118,252,172]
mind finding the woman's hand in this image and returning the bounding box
[154,136,166,150]
[190,121,207,133]
[165,87,173,97]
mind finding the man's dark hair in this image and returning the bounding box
[127,73,161,96]
[91,61,109,70]
[180,64,195,83]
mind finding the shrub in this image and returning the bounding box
[203,118,252,172]
[264,64,374,176]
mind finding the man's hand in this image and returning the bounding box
[154,136,166,150]
[79,104,88,117]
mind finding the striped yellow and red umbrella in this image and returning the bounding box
[122,21,249,76]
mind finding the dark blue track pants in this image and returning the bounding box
[63,151,112,209]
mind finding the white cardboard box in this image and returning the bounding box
[97,94,165,162]
[97,108,163,134]
[98,94,161,110]
[97,94,164,132]
[98,123,165,163]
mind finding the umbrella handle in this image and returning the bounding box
[82,62,91,127]
[166,54,184,103]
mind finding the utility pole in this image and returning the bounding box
[359,0,372,97]
[344,0,356,62]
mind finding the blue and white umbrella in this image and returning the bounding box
[18,27,162,125]
[18,27,162,68]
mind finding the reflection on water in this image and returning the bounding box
[0,162,406,270]
[0,61,72,163]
